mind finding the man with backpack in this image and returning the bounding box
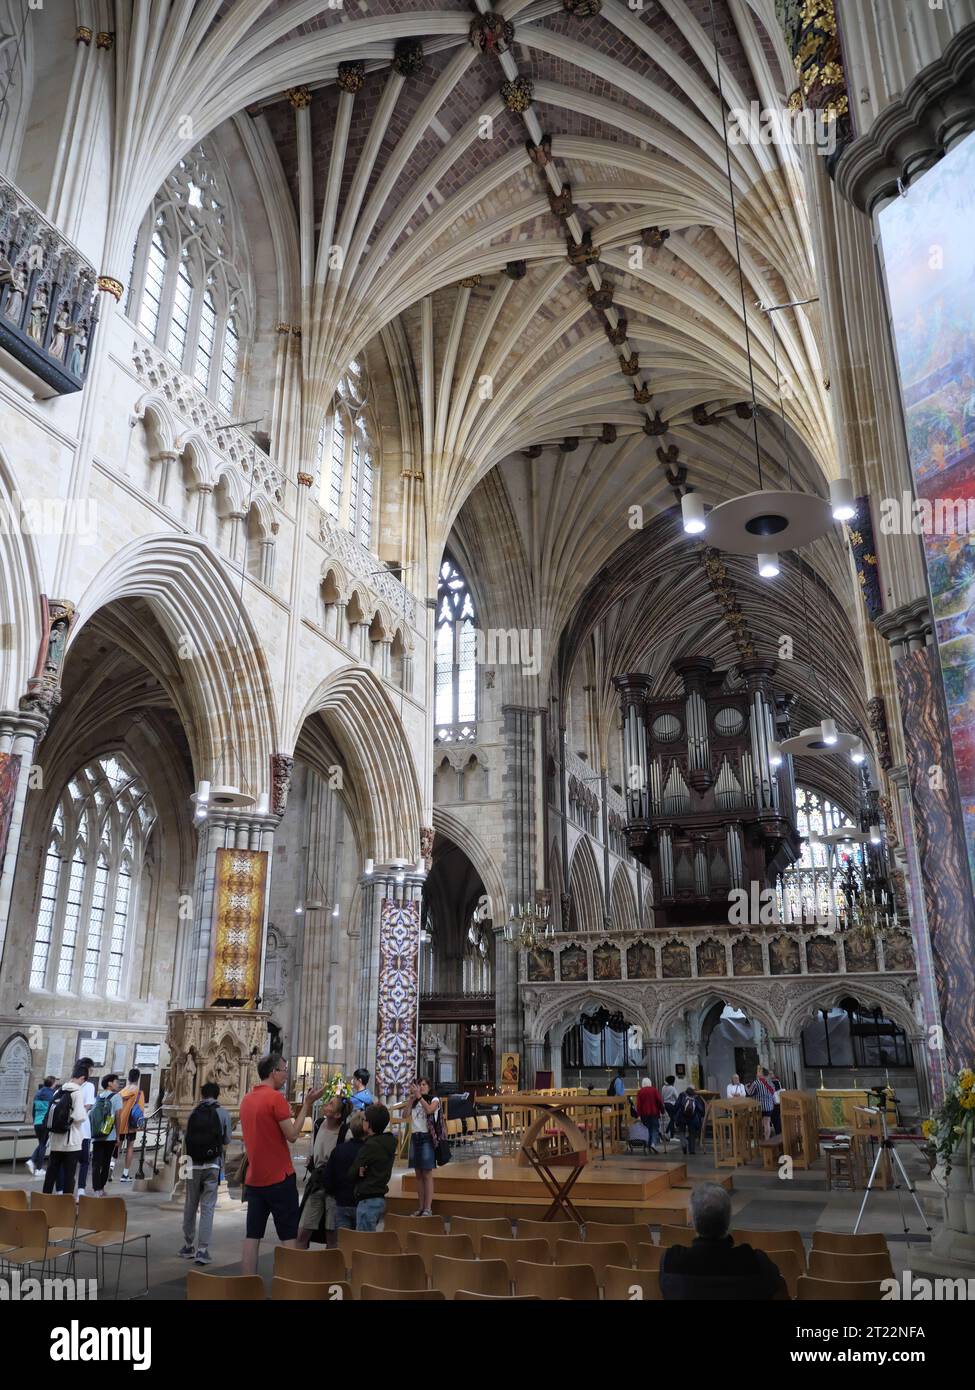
[42,1062,89,1195]
[26,1075,57,1178]
[89,1074,122,1196]
[115,1068,145,1181]
[180,1081,232,1265]
[676,1086,706,1155]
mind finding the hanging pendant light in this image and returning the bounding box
[681,491,706,535]
[757,552,780,578]
[830,476,856,522]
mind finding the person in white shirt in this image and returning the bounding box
[75,1056,96,1196]
[661,1075,679,1139]
[43,1063,89,1196]
[726,1074,747,1098]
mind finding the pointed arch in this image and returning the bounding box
[610,864,638,932]
[72,533,278,796]
[568,836,603,935]
[0,446,43,709]
[432,807,506,933]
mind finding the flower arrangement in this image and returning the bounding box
[922,1067,975,1175]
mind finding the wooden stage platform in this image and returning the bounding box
[388,1156,732,1224]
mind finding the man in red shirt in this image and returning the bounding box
[635,1076,665,1154]
[240,1054,323,1275]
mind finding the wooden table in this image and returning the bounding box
[475,1092,627,1160]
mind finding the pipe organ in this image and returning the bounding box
[614,657,800,929]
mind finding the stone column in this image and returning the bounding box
[0,710,48,962]
[154,449,179,507]
[194,482,214,538]
[771,1037,803,1092]
[352,868,424,1086]
[647,1038,670,1086]
[524,1039,546,1090]
[909,1036,933,1120]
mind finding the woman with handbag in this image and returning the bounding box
[406,1077,442,1216]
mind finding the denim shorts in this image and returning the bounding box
[244,1172,299,1241]
[409,1132,436,1172]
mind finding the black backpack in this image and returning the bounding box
[185,1102,224,1162]
[46,1086,74,1136]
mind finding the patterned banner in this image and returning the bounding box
[207,848,268,1006]
[0,752,21,866]
[375,898,420,1100]
[848,495,883,621]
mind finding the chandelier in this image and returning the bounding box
[504,899,554,950]
[837,861,897,940]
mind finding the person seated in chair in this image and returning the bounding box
[660,1183,786,1301]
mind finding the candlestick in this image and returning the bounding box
[819,1069,824,1090]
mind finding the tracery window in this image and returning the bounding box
[128,145,250,413]
[435,555,477,738]
[318,364,377,545]
[776,785,864,922]
[29,755,155,998]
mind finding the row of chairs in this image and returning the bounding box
[0,1190,148,1298]
[444,1115,502,1152]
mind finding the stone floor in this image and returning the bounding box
[0,1136,950,1299]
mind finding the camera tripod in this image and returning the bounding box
[853,1107,931,1236]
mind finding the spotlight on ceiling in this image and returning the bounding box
[769,741,783,768]
[681,491,706,535]
[820,717,838,745]
[829,476,856,522]
[758,552,780,578]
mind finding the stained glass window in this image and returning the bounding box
[776,785,864,922]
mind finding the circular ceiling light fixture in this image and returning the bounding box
[206,784,255,808]
[779,725,858,758]
[821,824,871,845]
[704,490,834,555]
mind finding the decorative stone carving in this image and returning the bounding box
[420,826,434,871]
[19,598,76,725]
[318,512,416,626]
[642,226,670,249]
[632,383,652,404]
[270,753,294,818]
[469,11,514,53]
[642,411,667,436]
[287,86,311,108]
[500,76,533,114]
[457,274,481,289]
[164,1007,269,1125]
[337,61,365,93]
[867,694,892,770]
[392,39,424,77]
[566,229,599,267]
[588,284,613,310]
[526,134,553,167]
[504,260,527,280]
[599,424,617,445]
[563,0,602,14]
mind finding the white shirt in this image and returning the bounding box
[661,1085,678,1105]
[726,1083,747,1098]
[49,1082,88,1153]
[79,1079,96,1141]
[411,1097,439,1133]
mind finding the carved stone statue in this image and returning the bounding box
[176,1048,197,1106]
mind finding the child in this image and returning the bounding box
[354,1103,397,1231]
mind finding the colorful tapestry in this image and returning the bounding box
[895,777,945,1106]
[878,131,975,901]
[848,495,883,620]
[0,752,21,866]
[375,898,420,1100]
[896,647,975,1073]
[207,848,268,1005]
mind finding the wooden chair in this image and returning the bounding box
[74,1196,149,1299]
[585,1221,653,1258]
[604,1266,662,1301]
[514,1259,599,1301]
[490,1115,503,1136]
[812,1230,889,1256]
[0,1208,76,1279]
[0,1190,28,1210]
[764,1248,803,1299]
[516,1219,578,1251]
[448,1215,512,1252]
[456,1290,541,1300]
[359,1285,445,1300]
[405,1230,475,1275]
[476,1115,490,1135]
[797,1276,884,1301]
[337,1228,401,1266]
[273,1246,347,1283]
[480,1236,550,1280]
[385,1212,446,1239]
[187,1271,265,1300]
[555,1238,631,1285]
[272,1276,351,1300]
[634,1243,664,1270]
[808,1250,893,1282]
[431,1255,510,1299]
[659,1224,695,1248]
[31,1192,90,1244]
[350,1250,427,1298]
[732,1227,806,1268]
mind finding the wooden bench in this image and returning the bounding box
[759,1135,784,1171]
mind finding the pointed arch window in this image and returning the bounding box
[29,756,155,997]
[358,452,374,547]
[327,409,345,521]
[166,260,193,366]
[138,232,167,340]
[194,289,217,391]
[777,785,865,922]
[435,555,477,738]
[218,312,239,413]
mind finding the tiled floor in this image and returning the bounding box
[0,1136,947,1298]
